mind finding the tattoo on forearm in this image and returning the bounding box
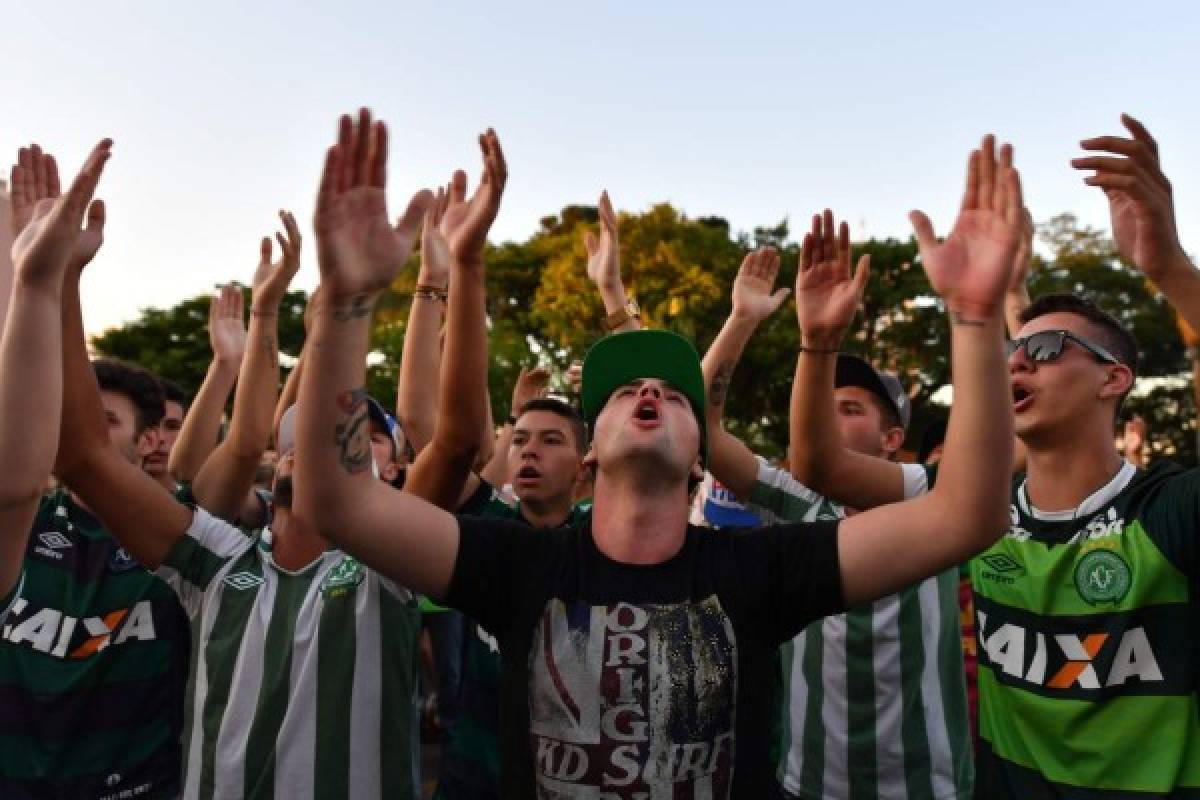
[951,312,987,327]
[332,294,373,322]
[709,361,734,408]
[334,387,372,474]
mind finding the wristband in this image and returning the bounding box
[413,289,447,303]
[797,344,840,355]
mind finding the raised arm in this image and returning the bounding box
[787,212,895,504]
[586,190,640,332]
[51,147,193,570]
[700,247,790,499]
[405,133,508,509]
[396,186,450,453]
[190,213,300,522]
[837,135,1019,605]
[0,140,109,597]
[0,180,12,335]
[168,283,244,482]
[296,110,467,597]
[1072,114,1200,331]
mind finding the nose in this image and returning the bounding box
[638,383,663,400]
[1008,342,1034,374]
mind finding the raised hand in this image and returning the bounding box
[209,283,247,366]
[314,109,434,302]
[910,135,1022,322]
[420,186,452,288]
[512,366,551,414]
[1072,114,1188,281]
[439,130,507,266]
[251,210,302,311]
[795,210,870,346]
[1009,208,1035,294]
[732,246,790,324]
[10,140,111,289]
[585,190,621,292]
[9,144,61,237]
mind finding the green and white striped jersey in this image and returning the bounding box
[154,508,422,800]
[747,461,972,800]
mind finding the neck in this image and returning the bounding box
[269,508,330,571]
[1022,431,1125,513]
[517,494,573,530]
[591,469,690,565]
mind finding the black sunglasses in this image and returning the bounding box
[1006,330,1119,365]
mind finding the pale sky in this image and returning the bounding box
[3,0,1198,334]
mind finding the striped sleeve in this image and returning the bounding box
[155,507,254,617]
[746,460,825,523]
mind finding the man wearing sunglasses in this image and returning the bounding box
[791,116,1200,798]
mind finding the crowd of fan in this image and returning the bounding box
[0,109,1196,799]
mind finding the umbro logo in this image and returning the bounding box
[39,532,72,549]
[34,531,73,561]
[981,554,1022,573]
[223,572,265,591]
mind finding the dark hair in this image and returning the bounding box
[517,397,588,454]
[159,378,189,410]
[1019,293,1139,377]
[93,359,166,434]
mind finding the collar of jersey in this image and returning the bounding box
[1017,459,1136,521]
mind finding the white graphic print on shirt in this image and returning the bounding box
[528,596,737,798]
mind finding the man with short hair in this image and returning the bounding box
[296,112,1020,796]
[703,233,972,799]
[436,394,591,799]
[144,377,186,491]
[791,116,1200,797]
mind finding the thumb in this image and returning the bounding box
[584,231,597,256]
[260,236,272,263]
[908,211,937,254]
[852,254,871,295]
[84,198,106,237]
[398,189,435,240]
[769,287,791,310]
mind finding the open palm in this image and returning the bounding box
[911,137,1022,320]
[732,247,789,323]
[794,210,869,340]
[315,111,432,298]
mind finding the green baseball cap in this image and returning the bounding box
[581,329,708,465]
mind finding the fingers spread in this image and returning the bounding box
[1121,113,1158,155]
[978,135,996,212]
[63,139,113,221]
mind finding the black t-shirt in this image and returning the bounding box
[446,514,843,798]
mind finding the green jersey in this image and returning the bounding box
[748,461,973,800]
[155,507,422,799]
[0,489,190,799]
[971,461,1200,797]
[435,483,590,799]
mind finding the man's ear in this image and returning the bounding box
[881,427,906,458]
[379,460,400,483]
[690,458,704,485]
[581,446,598,472]
[1099,364,1135,402]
